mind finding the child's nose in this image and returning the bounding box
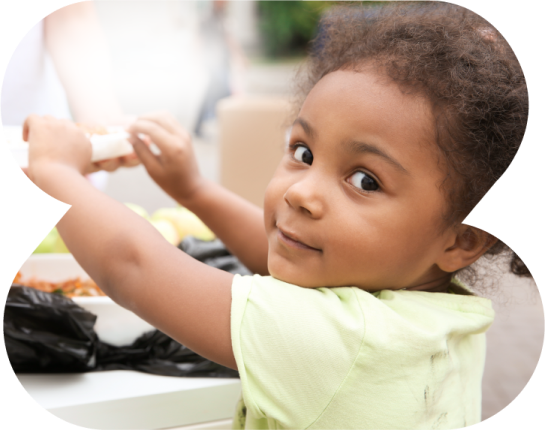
[283,175,326,219]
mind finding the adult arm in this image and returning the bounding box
[44,1,125,125]
[45,2,140,172]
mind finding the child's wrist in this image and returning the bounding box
[176,177,211,210]
[29,161,83,189]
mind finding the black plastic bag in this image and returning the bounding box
[4,237,245,377]
[4,285,98,373]
[179,236,252,276]
[4,286,238,377]
[96,330,238,378]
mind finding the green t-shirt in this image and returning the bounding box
[230,275,494,430]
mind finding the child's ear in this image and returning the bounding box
[436,225,498,273]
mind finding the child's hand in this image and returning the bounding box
[127,112,204,204]
[87,153,142,173]
[23,115,92,179]
[79,115,142,173]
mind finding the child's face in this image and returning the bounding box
[264,69,457,291]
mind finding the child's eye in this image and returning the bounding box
[293,145,313,165]
[347,171,380,192]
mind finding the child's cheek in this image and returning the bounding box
[263,175,286,229]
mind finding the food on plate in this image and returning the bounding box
[13,271,105,298]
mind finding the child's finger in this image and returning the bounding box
[128,118,172,141]
[119,155,141,168]
[129,134,161,175]
[86,163,101,174]
[128,119,177,155]
[95,158,121,172]
[138,111,186,136]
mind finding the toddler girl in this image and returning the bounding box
[23,3,529,429]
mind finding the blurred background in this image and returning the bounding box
[93,0,338,212]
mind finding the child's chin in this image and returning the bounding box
[268,265,321,288]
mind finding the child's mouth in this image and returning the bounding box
[277,228,322,252]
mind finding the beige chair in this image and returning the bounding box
[217,96,293,208]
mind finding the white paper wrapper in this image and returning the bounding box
[3,125,135,168]
[89,131,134,162]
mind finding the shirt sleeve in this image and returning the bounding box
[231,275,366,428]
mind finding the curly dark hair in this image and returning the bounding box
[292,1,531,280]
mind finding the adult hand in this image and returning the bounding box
[127,112,205,205]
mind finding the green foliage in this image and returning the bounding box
[257,1,384,59]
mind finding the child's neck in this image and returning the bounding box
[403,274,452,293]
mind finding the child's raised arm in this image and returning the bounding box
[127,113,269,275]
[24,115,237,369]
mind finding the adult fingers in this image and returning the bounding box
[22,114,40,141]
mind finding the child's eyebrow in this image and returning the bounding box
[343,140,410,176]
[292,117,315,139]
[293,117,409,176]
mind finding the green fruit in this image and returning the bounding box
[151,207,180,223]
[52,232,70,253]
[33,228,59,254]
[152,207,215,241]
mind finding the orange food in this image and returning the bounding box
[13,271,22,284]
[13,272,106,298]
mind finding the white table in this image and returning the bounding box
[18,370,241,429]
